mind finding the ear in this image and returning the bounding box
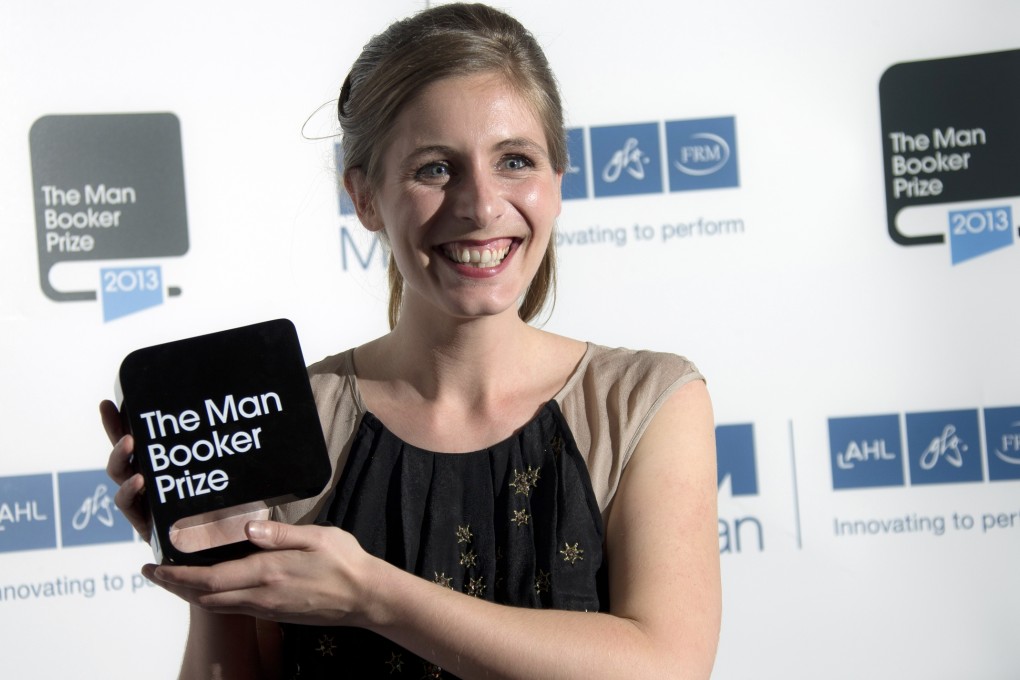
[343,167,384,232]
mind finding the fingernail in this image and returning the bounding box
[246,521,268,539]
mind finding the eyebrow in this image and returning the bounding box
[404,145,454,163]
[495,137,551,159]
[404,137,550,162]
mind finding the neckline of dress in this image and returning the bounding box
[343,341,596,456]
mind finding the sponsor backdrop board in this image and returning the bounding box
[1,1,1017,678]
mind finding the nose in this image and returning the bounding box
[451,166,504,229]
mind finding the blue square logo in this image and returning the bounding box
[716,424,757,496]
[906,410,983,485]
[57,470,135,547]
[0,474,57,553]
[590,122,662,198]
[562,127,589,200]
[666,116,740,192]
[984,406,1020,482]
[829,414,905,490]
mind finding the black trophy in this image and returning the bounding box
[116,319,330,565]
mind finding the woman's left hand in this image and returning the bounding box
[143,521,381,628]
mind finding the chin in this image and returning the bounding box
[443,295,523,321]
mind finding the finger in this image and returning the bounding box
[99,400,124,445]
[142,564,240,609]
[105,433,135,484]
[149,554,274,595]
[106,432,150,539]
[113,472,151,539]
[245,520,316,551]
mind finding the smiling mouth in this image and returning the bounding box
[441,241,514,268]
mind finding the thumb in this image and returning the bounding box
[245,520,305,550]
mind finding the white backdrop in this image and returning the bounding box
[1,1,1018,678]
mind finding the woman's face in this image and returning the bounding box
[363,72,562,324]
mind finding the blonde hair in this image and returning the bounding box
[338,3,564,329]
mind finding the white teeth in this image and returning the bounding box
[446,245,511,268]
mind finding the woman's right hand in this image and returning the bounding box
[101,399,151,541]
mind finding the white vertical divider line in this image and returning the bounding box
[788,419,802,550]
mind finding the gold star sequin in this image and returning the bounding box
[466,576,486,598]
[459,549,478,568]
[548,433,564,455]
[385,651,404,674]
[509,465,541,495]
[512,508,531,527]
[432,572,453,589]
[315,634,336,657]
[560,542,584,565]
[534,569,551,594]
[455,524,473,544]
[422,662,443,679]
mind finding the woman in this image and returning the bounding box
[104,4,720,678]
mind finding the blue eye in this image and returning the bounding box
[503,156,531,170]
[416,162,450,181]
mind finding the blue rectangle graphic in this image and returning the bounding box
[590,122,663,198]
[562,128,589,200]
[716,423,758,496]
[984,406,1020,482]
[948,205,1013,264]
[335,142,356,216]
[57,470,136,547]
[0,474,57,553]
[100,266,164,322]
[906,410,984,485]
[666,116,740,193]
[829,414,905,490]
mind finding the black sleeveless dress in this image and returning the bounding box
[277,401,608,679]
